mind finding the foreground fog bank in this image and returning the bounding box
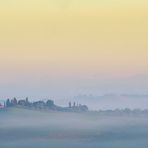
[0,108,148,148]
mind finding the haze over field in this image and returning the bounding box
[1,108,148,148]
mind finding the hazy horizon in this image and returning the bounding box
[0,0,148,109]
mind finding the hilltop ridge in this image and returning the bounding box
[3,98,88,112]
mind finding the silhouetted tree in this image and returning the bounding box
[46,100,54,107]
[73,102,76,107]
[69,102,71,108]
[6,99,11,107]
[11,97,17,106]
[25,97,29,106]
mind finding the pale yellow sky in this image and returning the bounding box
[0,0,148,97]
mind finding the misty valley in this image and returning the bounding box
[0,0,148,147]
[1,106,148,148]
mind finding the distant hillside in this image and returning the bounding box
[73,94,148,110]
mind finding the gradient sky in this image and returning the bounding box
[0,0,148,100]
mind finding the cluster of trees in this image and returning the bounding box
[68,101,88,112]
[6,98,18,107]
[5,98,88,112]
[6,98,55,109]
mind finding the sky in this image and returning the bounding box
[0,0,148,101]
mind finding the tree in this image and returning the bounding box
[6,99,11,107]
[69,102,71,108]
[12,97,17,105]
[25,97,29,106]
[73,102,76,107]
[46,100,54,107]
